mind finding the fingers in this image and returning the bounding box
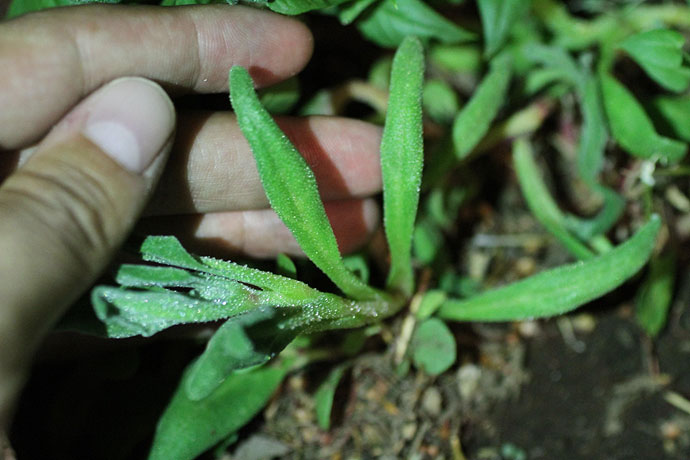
[0,78,174,429]
[148,114,383,215]
[0,5,313,149]
[138,198,380,259]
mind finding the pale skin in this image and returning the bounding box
[0,4,382,446]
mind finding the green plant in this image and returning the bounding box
[10,0,689,458]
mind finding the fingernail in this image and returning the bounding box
[82,78,175,173]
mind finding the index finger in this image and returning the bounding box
[0,4,313,149]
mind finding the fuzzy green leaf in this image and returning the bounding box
[149,363,288,460]
[276,253,298,279]
[577,76,608,183]
[429,45,482,74]
[564,185,625,242]
[636,252,675,338]
[338,0,378,25]
[438,215,661,321]
[139,236,317,297]
[268,0,350,15]
[381,36,425,296]
[601,74,686,163]
[230,67,379,301]
[91,285,254,338]
[185,308,298,401]
[259,77,300,114]
[523,43,584,93]
[314,363,348,429]
[416,290,448,320]
[452,52,513,159]
[357,0,474,48]
[649,94,690,143]
[423,78,460,124]
[478,0,531,57]
[513,138,595,260]
[568,75,624,239]
[412,219,443,265]
[619,28,690,93]
[411,318,456,375]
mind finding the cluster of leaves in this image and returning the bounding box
[9,0,690,458]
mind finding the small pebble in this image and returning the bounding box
[514,256,536,277]
[517,320,540,338]
[402,422,417,440]
[421,387,442,417]
[457,364,481,402]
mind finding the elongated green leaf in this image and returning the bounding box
[268,0,350,15]
[513,138,595,260]
[339,0,378,25]
[423,79,460,124]
[478,0,531,57]
[91,285,255,338]
[185,308,297,400]
[636,252,675,337]
[577,76,608,183]
[368,55,393,90]
[92,235,339,338]
[412,219,442,265]
[343,254,370,284]
[452,52,513,159]
[411,318,456,375]
[438,215,661,321]
[564,185,625,241]
[429,45,482,74]
[601,74,686,163]
[416,289,447,320]
[619,28,690,93]
[649,94,690,143]
[276,253,297,278]
[381,36,425,296]
[563,75,625,239]
[229,66,379,301]
[259,77,300,114]
[139,236,317,297]
[149,363,288,460]
[357,0,474,48]
[314,363,349,429]
[523,43,584,92]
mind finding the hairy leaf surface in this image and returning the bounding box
[357,0,474,48]
[438,215,661,321]
[478,0,531,57]
[149,363,288,460]
[229,66,379,301]
[185,308,298,400]
[636,252,675,337]
[601,74,686,163]
[314,363,349,429]
[514,138,595,260]
[381,36,425,296]
[268,0,350,15]
[452,52,513,159]
[619,28,690,93]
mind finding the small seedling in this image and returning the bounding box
[8,1,681,458]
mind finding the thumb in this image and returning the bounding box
[0,77,175,428]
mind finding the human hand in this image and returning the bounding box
[0,4,382,437]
